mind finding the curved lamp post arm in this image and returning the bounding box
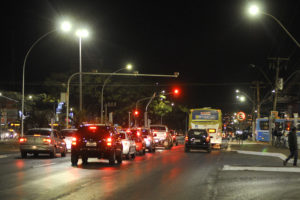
[100,67,127,123]
[262,12,300,48]
[21,30,56,137]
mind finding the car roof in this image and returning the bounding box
[28,128,56,131]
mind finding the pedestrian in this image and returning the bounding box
[283,127,298,166]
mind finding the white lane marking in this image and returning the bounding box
[34,163,56,168]
[223,165,300,173]
[0,155,8,159]
[237,150,287,160]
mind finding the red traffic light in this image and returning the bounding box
[173,88,180,95]
[134,110,139,116]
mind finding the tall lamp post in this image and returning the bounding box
[100,64,132,124]
[248,5,300,48]
[75,29,89,112]
[21,21,71,137]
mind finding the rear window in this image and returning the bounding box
[118,133,126,139]
[78,126,111,136]
[150,126,166,131]
[188,130,207,136]
[25,130,51,136]
[61,129,77,137]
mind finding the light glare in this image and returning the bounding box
[76,29,89,38]
[249,5,259,15]
[61,21,72,32]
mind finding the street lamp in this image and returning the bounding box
[247,4,300,48]
[21,20,71,137]
[75,28,89,112]
[100,64,133,124]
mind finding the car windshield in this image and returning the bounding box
[25,130,51,136]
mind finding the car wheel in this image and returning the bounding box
[131,153,136,160]
[50,148,56,158]
[117,152,122,164]
[71,153,79,166]
[176,142,178,146]
[82,156,88,165]
[34,153,39,157]
[109,150,116,165]
[61,150,66,157]
[125,153,130,160]
[21,151,27,158]
[148,147,152,153]
[185,147,190,153]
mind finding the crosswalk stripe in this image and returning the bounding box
[222,165,300,173]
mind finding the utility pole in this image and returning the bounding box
[268,57,289,111]
[268,57,289,144]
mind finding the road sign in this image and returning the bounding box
[237,112,246,121]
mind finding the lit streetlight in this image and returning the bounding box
[21,20,71,137]
[75,28,89,112]
[100,64,133,124]
[247,4,300,48]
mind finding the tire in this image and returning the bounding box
[50,148,56,158]
[117,152,122,164]
[61,150,66,157]
[82,156,88,165]
[152,147,156,153]
[185,147,190,153]
[148,147,152,153]
[109,150,116,165]
[142,149,146,155]
[21,151,27,158]
[125,153,130,160]
[176,142,178,146]
[71,153,79,166]
[131,153,136,160]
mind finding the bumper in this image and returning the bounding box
[185,143,211,149]
[72,147,114,159]
[20,144,54,153]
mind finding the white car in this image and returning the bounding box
[118,130,136,159]
[150,124,173,149]
[60,128,78,152]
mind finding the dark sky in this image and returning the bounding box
[2,0,300,112]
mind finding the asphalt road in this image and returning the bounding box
[0,144,300,200]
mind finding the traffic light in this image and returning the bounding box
[173,88,180,96]
[134,110,139,117]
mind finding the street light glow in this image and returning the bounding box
[76,29,89,38]
[61,21,72,32]
[248,5,259,16]
[126,64,133,70]
[235,89,239,93]
[240,96,246,102]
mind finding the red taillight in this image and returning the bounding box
[172,135,176,139]
[43,138,52,143]
[206,136,210,142]
[19,137,27,143]
[185,136,188,142]
[107,137,112,146]
[137,131,140,136]
[72,137,77,145]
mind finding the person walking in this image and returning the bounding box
[283,127,298,166]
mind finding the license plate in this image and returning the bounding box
[194,139,201,142]
[86,142,97,147]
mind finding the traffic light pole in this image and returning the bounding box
[66,72,179,128]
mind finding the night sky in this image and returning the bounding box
[2,0,300,113]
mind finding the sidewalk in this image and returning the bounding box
[227,140,299,159]
[0,139,20,154]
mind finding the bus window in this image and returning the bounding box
[259,121,269,130]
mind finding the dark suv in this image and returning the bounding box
[71,125,123,166]
[185,129,211,153]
